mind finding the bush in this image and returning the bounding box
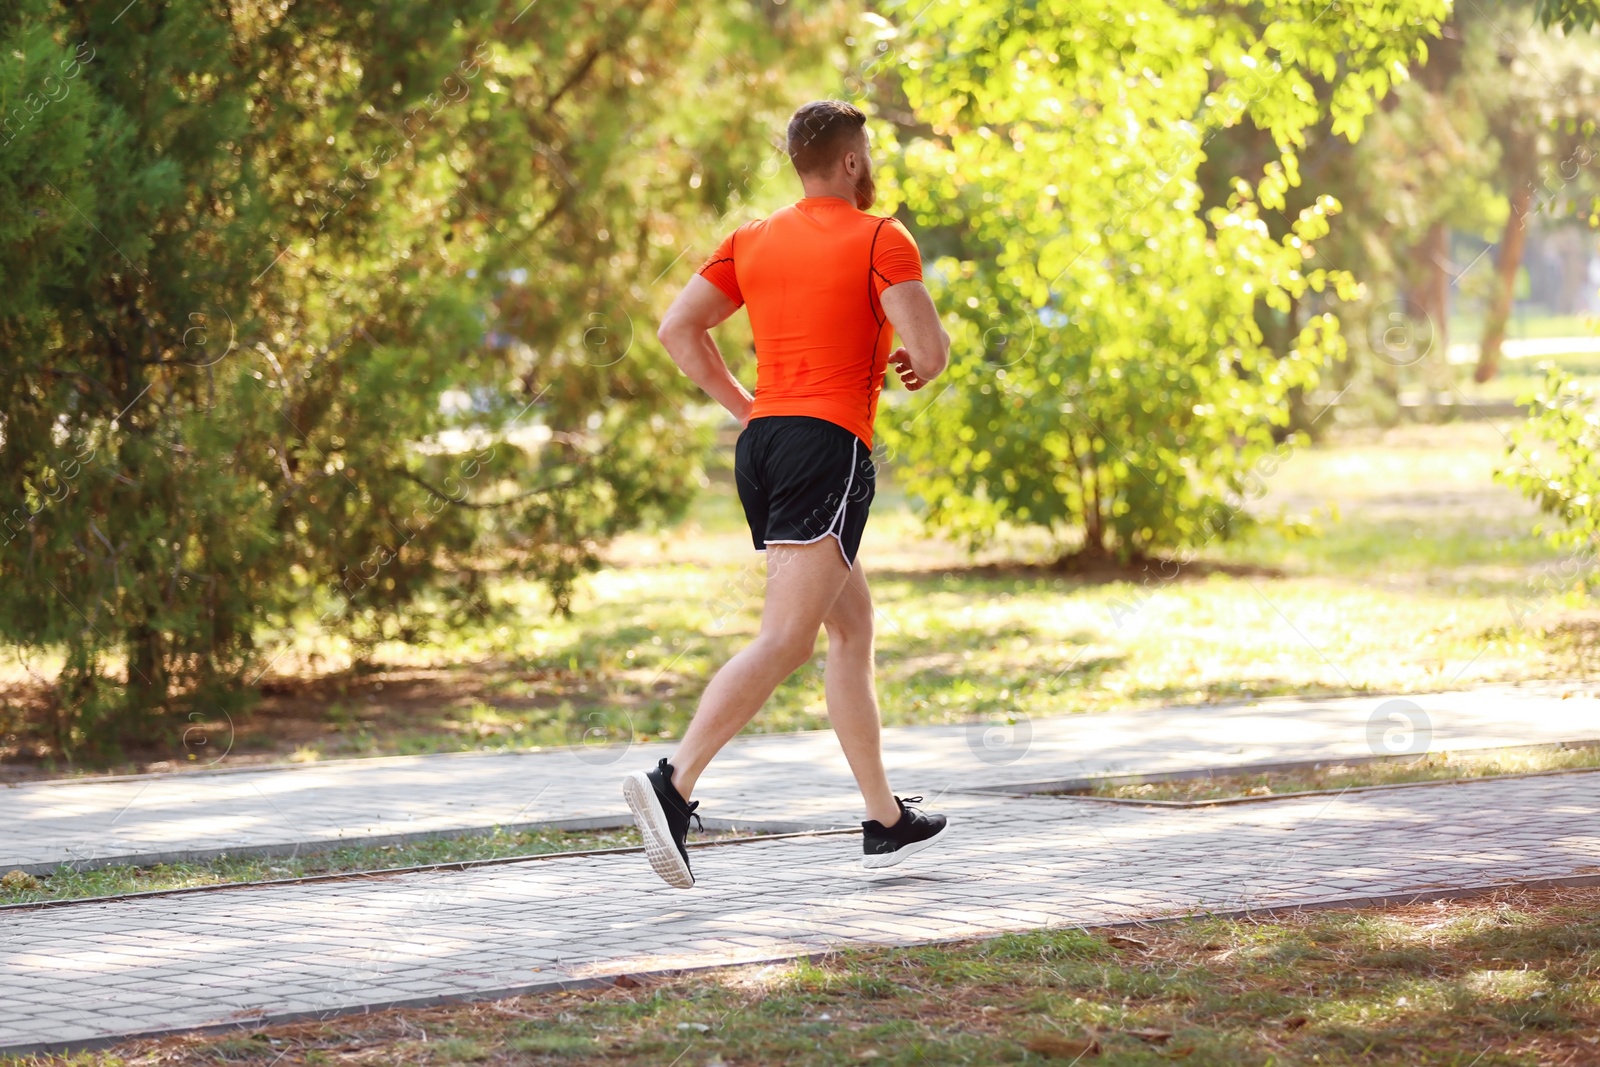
[1499,365,1600,584]
[872,0,1449,562]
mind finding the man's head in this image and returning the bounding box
[786,100,875,210]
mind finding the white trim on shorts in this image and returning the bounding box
[758,439,859,569]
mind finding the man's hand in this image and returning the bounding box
[887,346,929,391]
[880,282,950,383]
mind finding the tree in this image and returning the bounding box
[1190,2,1598,405]
[1184,16,1491,425]
[871,0,1448,562]
[1469,9,1600,381]
[0,0,842,756]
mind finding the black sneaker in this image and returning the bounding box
[622,758,701,888]
[861,796,948,869]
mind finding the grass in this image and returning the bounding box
[1437,307,1600,403]
[1447,311,1598,343]
[2,422,1597,778]
[0,825,690,906]
[1455,351,1600,404]
[1078,742,1600,804]
[15,885,1600,1065]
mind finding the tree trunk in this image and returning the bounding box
[1060,423,1107,565]
[1418,222,1450,350]
[126,622,166,724]
[1083,437,1106,558]
[1476,180,1535,383]
[1409,221,1451,405]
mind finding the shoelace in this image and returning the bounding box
[897,795,924,812]
[685,798,704,833]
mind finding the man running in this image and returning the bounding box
[623,100,952,889]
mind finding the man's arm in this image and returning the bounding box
[880,280,950,389]
[657,275,753,423]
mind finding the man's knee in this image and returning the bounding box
[760,628,819,673]
[823,603,874,648]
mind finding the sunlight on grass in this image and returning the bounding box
[1086,742,1600,802]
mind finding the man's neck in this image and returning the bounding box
[799,182,857,205]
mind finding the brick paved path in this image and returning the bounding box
[5,685,1596,875]
[3,770,1597,1054]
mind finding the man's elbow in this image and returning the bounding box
[918,329,951,380]
[656,316,681,349]
[657,316,693,365]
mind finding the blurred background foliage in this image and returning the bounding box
[872,0,1447,560]
[0,0,850,752]
[0,0,1597,755]
[867,0,1600,563]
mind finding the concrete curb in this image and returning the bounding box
[8,814,846,878]
[0,825,861,913]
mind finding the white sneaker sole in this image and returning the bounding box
[862,819,949,870]
[623,771,695,889]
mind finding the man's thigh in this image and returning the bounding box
[760,540,851,643]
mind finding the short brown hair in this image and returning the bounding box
[786,100,867,176]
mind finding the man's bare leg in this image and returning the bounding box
[632,538,945,884]
[668,539,850,799]
[822,557,948,868]
[820,560,900,825]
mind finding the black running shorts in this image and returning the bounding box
[734,415,876,567]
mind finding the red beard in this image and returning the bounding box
[853,164,877,211]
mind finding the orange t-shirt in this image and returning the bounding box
[698,197,923,449]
